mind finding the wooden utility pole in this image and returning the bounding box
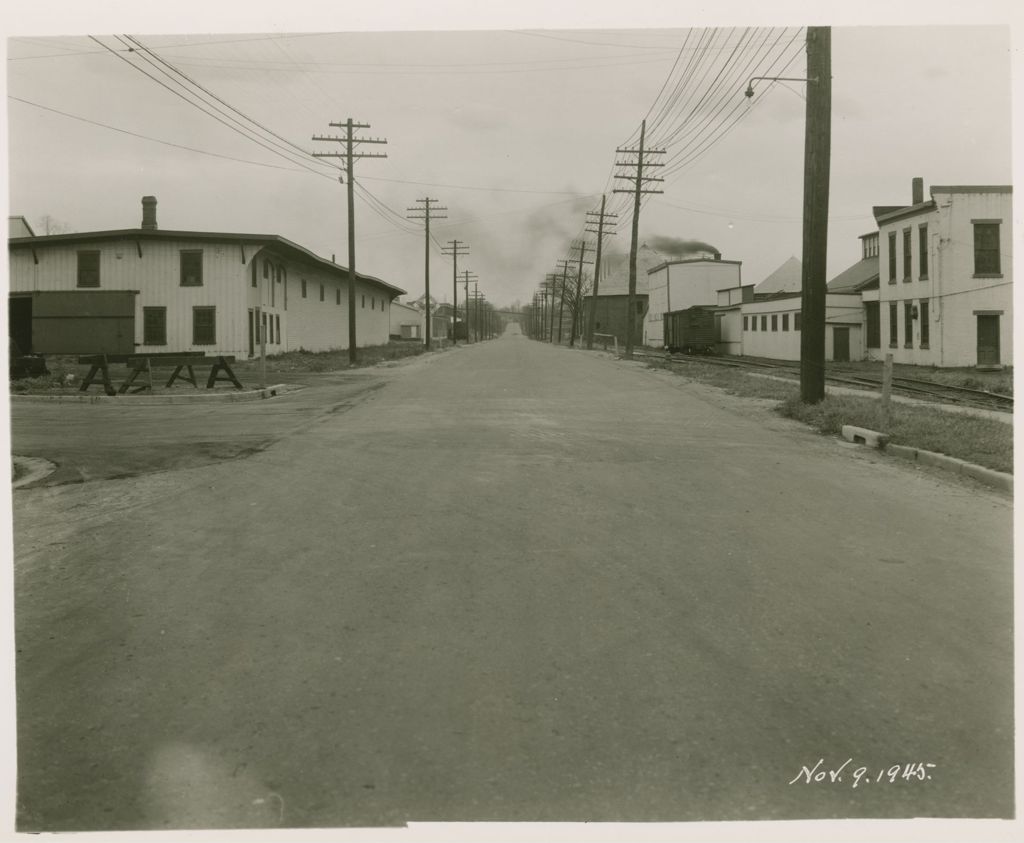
[799,27,832,404]
[554,260,575,345]
[461,270,478,341]
[472,283,481,343]
[545,273,559,342]
[312,120,387,365]
[613,119,665,358]
[568,240,594,347]
[442,239,469,344]
[584,196,617,350]
[407,198,447,349]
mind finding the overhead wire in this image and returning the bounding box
[87,35,334,179]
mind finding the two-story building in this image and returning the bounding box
[8,197,405,359]
[875,179,1012,368]
[643,251,742,348]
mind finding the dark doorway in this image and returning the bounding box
[977,315,1000,367]
[9,295,33,353]
[832,326,850,363]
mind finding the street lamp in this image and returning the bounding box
[745,75,815,98]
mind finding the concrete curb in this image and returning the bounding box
[846,430,1012,494]
[10,384,296,406]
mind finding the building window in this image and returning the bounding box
[193,306,216,345]
[771,314,778,331]
[270,275,275,306]
[180,250,203,286]
[320,284,325,302]
[336,288,341,305]
[865,301,880,349]
[751,315,757,331]
[743,316,748,330]
[918,225,928,279]
[281,267,287,310]
[782,313,789,331]
[251,260,257,288]
[77,251,100,287]
[973,222,1001,275]
[143,307,166,345]
[920,299,929,348]
[889,302,898,348]
[794,312,802,331]
[301,279,307,298]
[263,260,270,279]
[904,301,913,347]
[760,315,767,332]
[268,315,274,344]
[276,315,281,344]
[888,232,897,283]
[902,228,911,282]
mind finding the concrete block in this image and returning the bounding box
[841,424,890,449]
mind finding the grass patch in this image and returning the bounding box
[779,393,1012,474]
[648,358,1013,475]
[233,341,436,376]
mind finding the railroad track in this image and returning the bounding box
[631,350,1013,413]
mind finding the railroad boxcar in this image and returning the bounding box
[664,306,717,354]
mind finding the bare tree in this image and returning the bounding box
[37,215,74,235]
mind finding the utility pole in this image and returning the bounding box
[554,259,576,345]
[312,119,387,365]
[584,195,617,350]
[461,270,478,341]
[473,282,481,343]
[568,240,595,348]
[613,119,665,358]
[545,273,559,343]
[800,27,832,404]
[407,198,448,349]
[442,239,469,344]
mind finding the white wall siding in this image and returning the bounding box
[9,237,402,359]
[646,260,741,347]
[740,295,863,361]
[9,238,251,356]
[877,188,1012,367]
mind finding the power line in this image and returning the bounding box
[7,95,321,176]
[120,35,325,168]
[86,35,332,179]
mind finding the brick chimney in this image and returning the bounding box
[141,195,158,230]
[912,177,924,206]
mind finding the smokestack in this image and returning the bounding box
[141,196,158,230]
[912,177,924,205]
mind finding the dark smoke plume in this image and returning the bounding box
[649,236,720,258]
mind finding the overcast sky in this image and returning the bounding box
[3,4,1018,311]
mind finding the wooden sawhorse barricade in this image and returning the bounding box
[78,353,244,394]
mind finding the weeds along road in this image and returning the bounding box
[12,326,1013,829]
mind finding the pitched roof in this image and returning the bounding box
[827,255,879,292]
[8,216,35,238]
[754,256,802,294]
[8,227,406,297]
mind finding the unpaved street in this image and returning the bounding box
[12,329,1013,829]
